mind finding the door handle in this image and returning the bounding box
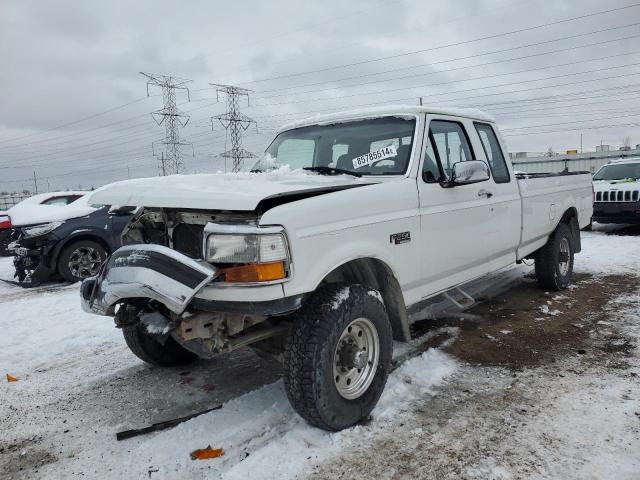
[477,189,494,198]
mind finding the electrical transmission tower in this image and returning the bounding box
[141,72,193,175]
[211,84,257,172]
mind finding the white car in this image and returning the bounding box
[592,159,640,224]
[81,105,593,430]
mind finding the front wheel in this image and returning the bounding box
[121,313,197,367]
[534,223,574,291]
[283,284,392,431]
[58,240,107,282]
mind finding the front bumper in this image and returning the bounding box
[593,202,640,224]
[80,244,218,316]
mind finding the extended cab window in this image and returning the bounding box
[428,120,474,180]
[475,123,510,183]
[253,117,416,175]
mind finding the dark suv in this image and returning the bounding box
[11,206,134,284]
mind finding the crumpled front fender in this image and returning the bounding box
[80,244,218,316]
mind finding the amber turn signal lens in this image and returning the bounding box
[221,261,286,283]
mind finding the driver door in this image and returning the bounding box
[417,116,494,298]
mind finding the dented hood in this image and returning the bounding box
[88,172,368,211]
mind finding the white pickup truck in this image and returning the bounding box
[81,105,593,431]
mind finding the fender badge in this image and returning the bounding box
[390,232,411,245]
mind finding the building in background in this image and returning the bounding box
[512,148,640,174]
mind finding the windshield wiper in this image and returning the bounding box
[303,166,362,177]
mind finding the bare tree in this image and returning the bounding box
[546,147,555,157]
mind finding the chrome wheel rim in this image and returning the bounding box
[333,317,380,400]
[68,247,102,279]
[558,237,570,276]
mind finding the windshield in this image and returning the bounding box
[253,116,416,175]
[593,163,640,181]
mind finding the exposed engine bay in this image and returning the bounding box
[121,207,259,259]
[95,207,293,359]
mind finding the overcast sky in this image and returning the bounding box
[1,0,639,192]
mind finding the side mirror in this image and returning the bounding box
[444,160,490,187]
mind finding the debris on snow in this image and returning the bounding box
[190,446,224,460]
[539,304,561,316]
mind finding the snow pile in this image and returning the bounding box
[8,191,97,227]
[116,349,456,479]
[539,304,561,316]
[575,230,640,275]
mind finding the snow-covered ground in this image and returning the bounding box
[1,226,639,479]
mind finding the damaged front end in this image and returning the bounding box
[81,211,296,358]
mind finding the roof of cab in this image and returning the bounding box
[278,104,495,132]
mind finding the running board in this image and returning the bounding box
[442,287,475,310]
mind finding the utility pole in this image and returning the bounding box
[141,72,193,175]
[127,165,131,179]
[419,97,423,106]
[580,133,583,153]
[33,171,38,194]
[211,84,257,173]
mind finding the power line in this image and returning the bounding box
[228,3,640,86]
[247,55,640,108]
[251,21,640,96]
[252,32,640,100]
[0,96,152,146]
[224,0,533,82]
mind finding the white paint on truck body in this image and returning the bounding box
[88,105,594,313]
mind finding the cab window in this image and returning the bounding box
[426,120,474,180]
[475,123,510,183]
[422,134,442,183]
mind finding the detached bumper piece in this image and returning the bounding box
[80,244,217,316]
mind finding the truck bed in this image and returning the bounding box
[516,171,593,259]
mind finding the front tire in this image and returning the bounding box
[283,284,392,431]
[121,311,197,367]
[534,223,574,291]
[58,240,107,282]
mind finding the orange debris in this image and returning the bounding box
[190,446,224,460]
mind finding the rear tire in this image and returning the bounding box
[283,284,392,431]
[534,223,574,291]
[122,317,197,367]
[58,240,107,282]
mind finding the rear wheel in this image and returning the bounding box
[58,240,107,282]
[534,223,574,291]
[283,284,392,431]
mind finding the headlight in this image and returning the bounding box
[22,221,63,238]
[205,233,288,264]
[204,224,290,283]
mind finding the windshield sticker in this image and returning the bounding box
[352,145,397,169]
